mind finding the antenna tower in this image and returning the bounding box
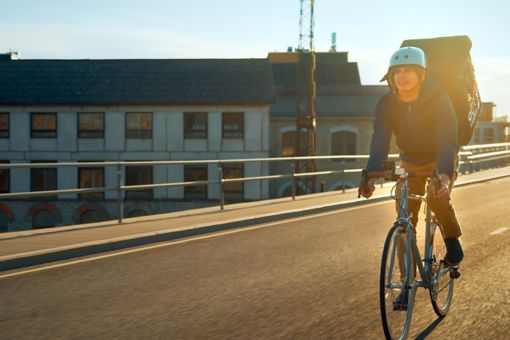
[295,0,317,194]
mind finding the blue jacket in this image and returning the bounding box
[366,75,458,177]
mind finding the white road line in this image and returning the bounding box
[0,200,392,279]
[489,227,510,236]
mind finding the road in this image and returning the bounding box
[1,177,509,339]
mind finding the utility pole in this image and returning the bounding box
[295,0,317,194]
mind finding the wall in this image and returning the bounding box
[0,104,271,230]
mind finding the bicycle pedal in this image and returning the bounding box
[450,267,461,279]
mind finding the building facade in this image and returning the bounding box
[472,102,509,144]
[5,50,491,230]
[0,54,275,230]
[268,52,388,196]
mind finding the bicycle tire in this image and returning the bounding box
[429,222,454,317]
[380,223,415,340]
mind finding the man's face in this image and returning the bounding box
[392,66,421,95]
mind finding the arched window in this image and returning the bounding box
[32,210,56,229]
[0,212,9,232]
[281,131,295,157]
[281,129,308,157]
[331,131,357,162]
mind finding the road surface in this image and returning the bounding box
[1,177,509,339]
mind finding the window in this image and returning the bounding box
[126,113,152,139]
[0,113,9,138]
[484,128,494,144]
[281,130,307,157]
[184,112,207,138]
[331,131,357,162]
[0,161,9,193]
[31,113,57,138]
[184,165,208,200]
[78,163,104,199]
[125,164,153,199]
[474,128,481,144]
[222,112,244,138]
[78,113,104,138]
[31,161,57,199]
[222,163,244,202]
[282,131,296,157]
[32,210,56,229]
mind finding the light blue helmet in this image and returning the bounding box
[389,46,427,69]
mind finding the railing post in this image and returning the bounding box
[117,163,124,224]
[218,163,225,210]
[341,160,346,193]
[291,163,296,200]
[507,144,510,166]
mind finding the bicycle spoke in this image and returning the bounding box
[380,224,414,339]
[429,223,455,317]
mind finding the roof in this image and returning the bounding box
[270,53,361,91]
[267,51,383,118]
[0,58,275,106]
[270,85,388,118]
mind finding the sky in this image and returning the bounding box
[1,0,510,117]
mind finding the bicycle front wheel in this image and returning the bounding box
[380,223,415,340]
[429,222,454,317]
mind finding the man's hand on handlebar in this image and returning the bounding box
[359,178,377,198]
[358,170,377,199]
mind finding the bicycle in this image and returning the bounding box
[363,164,461,340]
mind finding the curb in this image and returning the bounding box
[1,172,509,272]
[0,195,389,272]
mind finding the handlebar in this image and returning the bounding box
[358,168,440,198]
[365,170,435,180]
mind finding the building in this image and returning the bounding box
[472,102,509,144]
[0,49,414,231]
[268,51,388,196]
[0,52,275,230]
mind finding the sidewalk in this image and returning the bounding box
[1,166,509,271]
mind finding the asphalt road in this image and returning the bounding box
[1,177,509,339]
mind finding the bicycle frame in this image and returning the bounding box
[391,173,437,291]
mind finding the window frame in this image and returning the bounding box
[184,165,208,200]
[222,112,244,139]
[78,162,105,199]
[331,131,357,162]
[126,112,153,139]
[0,113,9,139]
[484,127,494,143]
[184,112,208,139]
[222,163,244,202]
[473,127,481,144]
[78,113,105,138]
[0,161,10,194]
[31,113,57,138]
[30,161,57,199]
[125,163,153,200]
[281,131,296,157]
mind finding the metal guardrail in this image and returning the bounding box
[0,143,509,223]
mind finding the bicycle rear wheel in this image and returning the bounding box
[429,222,454,317]
[380,223,415,340]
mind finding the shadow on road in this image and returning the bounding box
[415,316,445,339]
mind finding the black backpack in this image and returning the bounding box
[401,35,482,146]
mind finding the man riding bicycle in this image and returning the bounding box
[359,46,464,268]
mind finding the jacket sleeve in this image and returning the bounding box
[366,96,393,172]
[435,91,458,178]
